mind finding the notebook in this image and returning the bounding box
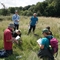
[15,36,20,40]
[37,38,42,45]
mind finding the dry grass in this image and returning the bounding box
[0,16,60,60]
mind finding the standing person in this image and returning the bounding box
[37,29,54,60]
[12,10,20,31]
[4,23,18,55]
[46,26,53,35]
[27,13,38,35]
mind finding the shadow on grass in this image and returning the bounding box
[34,34,41,39]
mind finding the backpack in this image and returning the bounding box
[50,38,58,56]
[0,49,8,58]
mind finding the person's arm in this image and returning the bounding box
[40,45,44,49]
[16,15,20,22]
[28,17,31,27]
[6,37,18,44]
[12,15,18,22]
[36,17,38,24]
[18,15,20,21]
[6,37,15,42]
[12,15,15,21]
[29,17,32,24]
[5,32,18,44]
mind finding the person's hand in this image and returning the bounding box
[18,20,19,22]
[12,38,15,41]
[15,20,19,22]
[12,37,18,44]
[15,40,18,44]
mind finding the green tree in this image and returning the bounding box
[9,7,15,14]
[28,5,35,12]
[23,5,31,10]
[35,2,48,16]
[45,0,53,3]
[19,6,23,10]
[46,5,56,16]
[2,9,9,16]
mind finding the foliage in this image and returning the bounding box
[0,0,60,17]
[9,7,15,14]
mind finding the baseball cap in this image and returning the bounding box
[42,29,49,33]
[8,23,15,28]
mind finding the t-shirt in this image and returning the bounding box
[40,38,49,49]
[4,28,12,50]
[30,16,38,26]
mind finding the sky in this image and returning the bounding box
[0,0,45,9]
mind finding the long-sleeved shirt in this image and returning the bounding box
[12,14,20,24]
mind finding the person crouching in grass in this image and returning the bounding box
[12,30,22,45]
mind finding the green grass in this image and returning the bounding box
[0,16,60,60]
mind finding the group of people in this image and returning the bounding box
[3,10,56,60]
[12,10,38,34]
[3,10,38,56]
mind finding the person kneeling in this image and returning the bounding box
[12,30,22,45]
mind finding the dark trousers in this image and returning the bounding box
[6,49,13,55]
[38,49,54,60]
[14,23,19,31]
[28,25,36,34]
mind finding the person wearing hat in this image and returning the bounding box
[27,13,38,35]
[37,29,54,60]
[12,10,20,31]
[3,23,18,55]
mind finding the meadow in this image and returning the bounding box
[0,16,60,60]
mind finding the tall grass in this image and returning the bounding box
[0,16,60,60]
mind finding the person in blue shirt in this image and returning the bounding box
[38,29,54,60]
[12,10,20,31]
[38,29,50,50]
[27,13,38,35]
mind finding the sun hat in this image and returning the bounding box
[8,23,15,28]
